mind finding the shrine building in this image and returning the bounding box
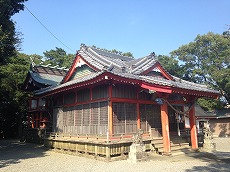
[23,44,220,160]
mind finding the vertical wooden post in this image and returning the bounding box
[36,113,39,128]
[40,112,42,128]
[90,87,93,100]
[189,104,198,150]
[136,88,140,129]
[160,102,171,155]
[108,84,113,135]
[137,103,140,129]
[27,113,30,128]
[31,114,35,128]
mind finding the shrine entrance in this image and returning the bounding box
[168,106,185,136]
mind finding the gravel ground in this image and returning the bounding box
[0,138,229,172]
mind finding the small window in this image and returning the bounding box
[31,99,37,109]
[39,98,46,107]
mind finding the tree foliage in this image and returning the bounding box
[171,32,230,108]
[157,55,183,78]
[0,0,27,64]
[42,47,75,68]
[0,53,30,138]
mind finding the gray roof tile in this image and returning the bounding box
[34,44,219,96]
[30,71,63,86]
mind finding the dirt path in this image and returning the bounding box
[0,139,229,172]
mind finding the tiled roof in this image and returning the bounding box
[34,44,220,96]
[195,105,230,118]
[30,71,63,86]
[35,71,103,95]
[24,64,68,91]
[79,44,130,72]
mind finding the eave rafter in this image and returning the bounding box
[172,88,219,99]
[39,71,219,101]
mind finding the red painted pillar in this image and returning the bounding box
[108,85,113,135]
[189,104,198,150]
[136,89,140,130]
[161,102,171,155]
[31,114,35,128]
[137,103,140,129]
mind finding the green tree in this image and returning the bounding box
[43,47,75,68]
[0,0,28,64]
[171,32,230,108]
[157,55,183,78]
[122,52,133,58]
[0,52,30,138]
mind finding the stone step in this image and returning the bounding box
[171,144,190,151]
[157,145,191,156]
[171,142,189,147]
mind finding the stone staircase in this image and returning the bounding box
[151,135,191,156]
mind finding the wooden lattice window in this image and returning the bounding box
[82,104,90,125]
[140,104,161,132]
[113,102,137,134]
[91,103,99,125]
[75,105,82,126]
[99,101,108,125]
[67,106,74,126]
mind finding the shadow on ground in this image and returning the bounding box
[184,150,230,172]
[0,139,47,169]
[149,147,230,172]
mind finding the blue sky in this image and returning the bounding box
[12,0,230,58]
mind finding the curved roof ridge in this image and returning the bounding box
[172,76,209,88]
[79,45,109,69]
[87,46,128,69]
[90,46,133,61]
[131,57,157,74]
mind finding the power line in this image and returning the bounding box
[25,5,75,53]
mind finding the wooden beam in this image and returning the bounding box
[31,114,35,128]
[160,102,171,155]
[189,104,198,150]
[141,83,172,94]
[108,85,113,135]
[136,88,140,129]
[40,112,42,128]
[137,103,140,129]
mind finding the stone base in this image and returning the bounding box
[203,142,216,151]
[128,143,148,163]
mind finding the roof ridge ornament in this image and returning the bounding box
[80,43,86,48]
[148,52,155,59]
[29,57,36,67]
[121,66,126,72]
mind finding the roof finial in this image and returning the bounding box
[80,43,86,48]
[29,57,36,67]
[148,52,155,59]
[150,52,155,57]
